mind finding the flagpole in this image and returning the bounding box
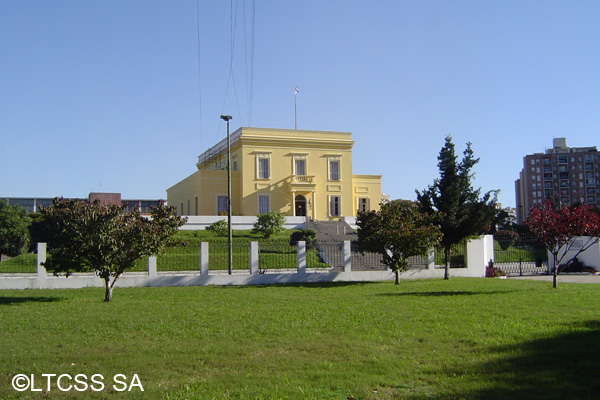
[294,86,299,130]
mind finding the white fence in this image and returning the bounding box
[0,236,494,290]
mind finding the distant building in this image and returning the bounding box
[2,194,161,214]
[515,138,599,224]
[167,127,384,219]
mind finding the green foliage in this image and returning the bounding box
[205,219,228,237]
[494,229,519,250]
[40,197,185,301]
[416,135,498,278]
[357,199,442,284]
[0,200,30,257]
[289,229,316,249]
[252,211,285,238]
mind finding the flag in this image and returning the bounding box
[295,86,299,94]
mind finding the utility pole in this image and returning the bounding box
[220,114,233,275]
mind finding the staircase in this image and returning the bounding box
[306,220,387,271]
[306,220,356,242]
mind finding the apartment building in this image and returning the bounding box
[167,127,384,219]
[515,138,599,223]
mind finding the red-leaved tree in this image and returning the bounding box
[526,200,600,288]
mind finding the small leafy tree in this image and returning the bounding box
[357,200,442,285]
[253,211,285,238]
[417,135,498,279]
[206,219,228,237]
[41,197,185,301]
[526,199,600,288]
[0,200,31,257]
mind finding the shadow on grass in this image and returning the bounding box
[213,281,374,289]
[0,296,62,305]
[377,290,520,297]
[418,320,600,400]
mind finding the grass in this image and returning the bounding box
[1,279,600,399]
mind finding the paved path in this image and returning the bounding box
[508,274,600,284]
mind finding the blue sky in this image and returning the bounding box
[1,1,598,208]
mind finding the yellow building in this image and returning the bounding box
[167,127,383,219]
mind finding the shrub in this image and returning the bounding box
[485,260,506,278]
[206,219,228,237]
[289,229,316,249]
[494,230,519,250]
[253,212,285,238]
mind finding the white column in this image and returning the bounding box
[427,248,435,270]
[297,240,306,274]
[199,242,209,275]
[343,240,352,273]
[249,241,259,274]
[147,256,157,278]
[36,242,47,284]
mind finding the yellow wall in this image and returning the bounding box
[167,127,382,218]
[166,170,241,216]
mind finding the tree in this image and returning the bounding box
[526,199,600,288]
[252,211,285,238]
[0,200,31,257]
[289,229,316,249]
[357,200,442,285]
[494,230,519,250]
[416,135,498,279]
[41,197,185,301]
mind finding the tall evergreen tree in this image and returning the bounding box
[416,135,497,279]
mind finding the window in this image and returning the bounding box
[329,196,341,217]
[217,195,228,214]
[329,159,340,181]
[357,198,369,213]
[258,195,270,214]
[194,197,198,215]
[295,159,306,176]
[257,156,270,179]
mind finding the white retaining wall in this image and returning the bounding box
[180,216,307,231]
[547,236,600,271]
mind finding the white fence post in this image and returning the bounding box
[36,243,47,287]
[249,241,259,275]
[343,241,352,273]
[297,241,306,274]
[427,248,435,270]
[147,256,157,278]
[199,242,209,275]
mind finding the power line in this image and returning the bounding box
[196,0,204,150]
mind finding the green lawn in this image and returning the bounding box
[1,279,599,399]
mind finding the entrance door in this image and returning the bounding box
[295,195,306,216]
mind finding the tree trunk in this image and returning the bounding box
[552,259,558,288]
[444,246,451,280]
[394,270,399,285]
[104,277,113,302]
